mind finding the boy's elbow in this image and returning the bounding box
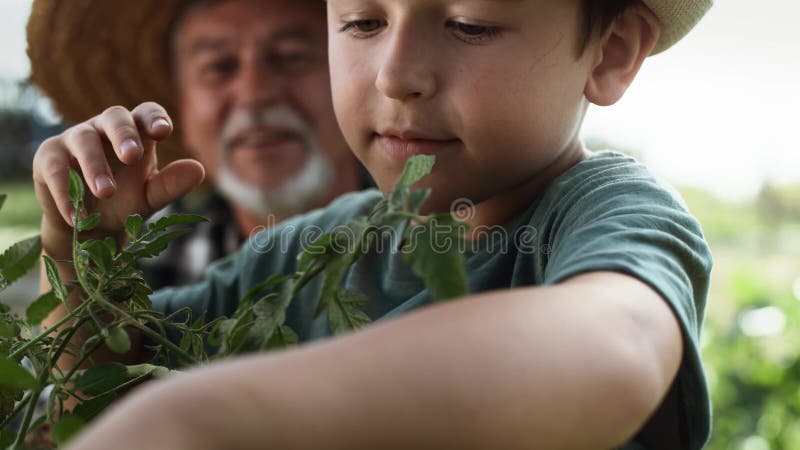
[565,272,684,440]
[602,290,684,438]
[606,332,681,438]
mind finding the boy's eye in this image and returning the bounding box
[455,23,488,36]
[447,21,502,43]
[339,19,385,36]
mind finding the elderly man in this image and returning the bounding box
[27,0,367,287]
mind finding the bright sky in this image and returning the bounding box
[1,0,798,201]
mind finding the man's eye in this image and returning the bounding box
[339,19,385,35]
[201,59,238,78]
[270,51,318,73]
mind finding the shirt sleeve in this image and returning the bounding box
[539,154,713,449]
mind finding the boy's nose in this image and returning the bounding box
[374,28,437,101]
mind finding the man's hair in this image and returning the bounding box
[579,0,638,54]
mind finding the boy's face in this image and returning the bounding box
[328,0,595,217]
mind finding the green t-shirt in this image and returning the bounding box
[152,151,713,449]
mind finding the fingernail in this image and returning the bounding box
[121,139,139,158]
[151,118,170,131]
[95,174,115,194]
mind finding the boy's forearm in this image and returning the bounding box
[69,272,681,450]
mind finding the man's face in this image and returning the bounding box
[175,0,353,204]
[328,0,593,213]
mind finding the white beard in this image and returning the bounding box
[217,147,334,220]
[216,105,336,220]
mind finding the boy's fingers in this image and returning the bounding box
[33,138,78,226]
[144,159,205,212]
[63,124,117,199]
[93,106,145,165]
[131,102,173,142]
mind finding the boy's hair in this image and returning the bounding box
[579,0,638,54]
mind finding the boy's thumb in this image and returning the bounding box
[144,159,206,212]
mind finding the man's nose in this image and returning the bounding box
[233,58,286,108]
[374,24,437,102]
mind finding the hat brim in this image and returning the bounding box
[644,0,713,54]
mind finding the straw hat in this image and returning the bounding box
[27,0,712,158]
[643,0,714,54]
[27,0,194,161]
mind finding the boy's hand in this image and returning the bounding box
[33,102,205,248]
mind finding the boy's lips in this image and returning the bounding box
[375,130,460,159]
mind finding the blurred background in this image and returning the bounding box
[0,0,798,448]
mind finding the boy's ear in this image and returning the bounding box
[584,3,661,106]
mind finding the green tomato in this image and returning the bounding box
[104,327,131,354]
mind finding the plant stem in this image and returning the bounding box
[11,371,46,450]
[8,302,89,360]
[59,335,106,386]
[131,321,198,365]
[71,226,199,365]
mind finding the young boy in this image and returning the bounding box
[34,0,713,448]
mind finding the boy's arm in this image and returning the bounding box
[67,270,682,450]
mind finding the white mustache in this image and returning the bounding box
[220,105,314,154]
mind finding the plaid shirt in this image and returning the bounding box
[139,191,242,291]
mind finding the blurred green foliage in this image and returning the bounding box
[684,184,800,450]
[0,182,40,229]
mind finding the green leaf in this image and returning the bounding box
[244,280,295,352]
[297,232,333,273]
[42,255,69,302]
[128,229,192,259]
[0,318,20,339]
[406,189,431,213]
[147,214,207,233]
[0,235,41,287]
[124,364,172,379]
[77,212,101,232]
[328,290,371,335]
[83,239,114,272]
[0,357,38,390]
[124,214,143,240]
[1,384,24,423]
[67,169,85,209]
[240,274,289,305]
[266,325,299,349]
[0,194,6,212]
[314,253,354,318]
[103,236,117,254]
[406,217,469,301]
[73,363,128,396]
[26,291,60,325]
[53,414,86,445]
[72,393,116,422]
[0,427,15,448]
[397,154,436,188]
